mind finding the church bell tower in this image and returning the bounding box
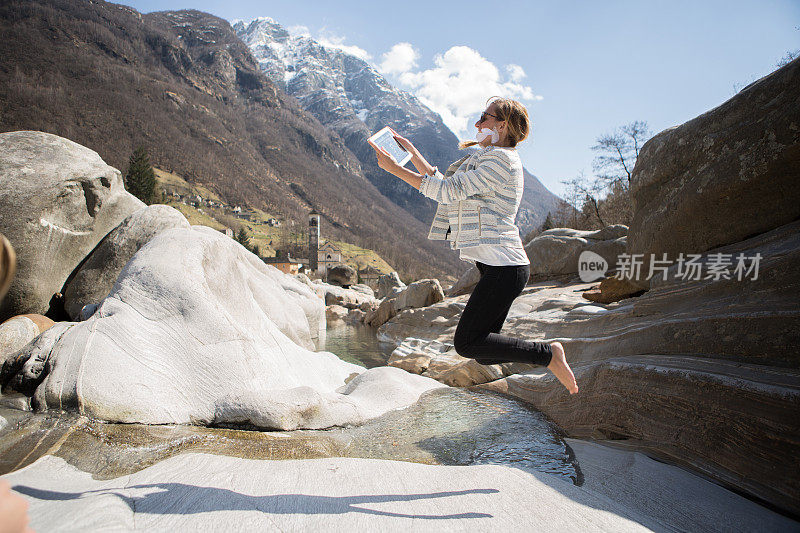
[308,210,320,273]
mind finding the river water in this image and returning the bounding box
[0,324,579,484]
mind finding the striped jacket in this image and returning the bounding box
[419,146,526,250]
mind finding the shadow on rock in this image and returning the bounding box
[13,483,497,520]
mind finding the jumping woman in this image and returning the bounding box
[369,97,578,394]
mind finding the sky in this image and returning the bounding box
[122,0,799,199]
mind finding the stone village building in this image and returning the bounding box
[316,242,341,275]
[262,249,304,275]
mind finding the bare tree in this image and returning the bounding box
[776,50,799,68]
[776,26,799,68]
[558,175,583,228]
[591,120,650,191]
[560,171,607,228]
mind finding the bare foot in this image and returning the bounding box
[547,342,578,394]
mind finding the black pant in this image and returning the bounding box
[453,261,553,366]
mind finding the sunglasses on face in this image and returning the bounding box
[479,111,500,123]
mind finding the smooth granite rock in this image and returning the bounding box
[395,279,445,311]
[446,265,480,296]
[379,222,800,512]
[388,337,522,387]
[325,304,349,324]
[376,271,405,300]
[524,225,628,277]
[626,57,800,288]
[62,205,191,320]
[480,356,800,516]
[367,281,448,330]
[349,284,375,298]
[0,226,444,430]
[315,280,379,311]
[4,443,795,531]
[582,276,646,304]
[364,297,398,328]
[0,131,144,321]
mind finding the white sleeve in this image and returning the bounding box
[419,151,511,204]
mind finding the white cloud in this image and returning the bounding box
[317,30,371,61]
[506,64,526,82]
[287,25,310,37]
[385,45,542,136]
[379,42,419,74]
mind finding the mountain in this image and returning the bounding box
[0,0,466,280]
[234,18,563,235]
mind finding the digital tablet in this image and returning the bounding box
[368,126,412,166]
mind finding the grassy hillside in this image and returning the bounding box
[155,169,398,276]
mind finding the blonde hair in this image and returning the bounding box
[459,96,531,149]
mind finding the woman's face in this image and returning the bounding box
[474,103,505,145]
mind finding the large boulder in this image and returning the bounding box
[265,265,328,351]
[315,281,379,311]
[62,205,191,320]
[365,279,446,328]
[626,57,800,288]
[377,299,465,345]
[325,304,349,324]
[387,338,511,387]
[395,279,445,310]
[326,264,357,287]
[524,225,628,277]
[582,276,646,304]
[364,297,398,328]
[446,265,481,296]
[0,132,144,321]
[349,283,374,297]
[376,271,405,299]
[0,226,444,430]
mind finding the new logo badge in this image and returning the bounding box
[578,251,608,282]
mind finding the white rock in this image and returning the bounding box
[8,444,791,532]
[62,205,191,320]
[5,227,444,430]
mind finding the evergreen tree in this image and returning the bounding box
[250,244,260,257]
[124,146,156,204]
[235,227,250,248]
[540,212,555,232]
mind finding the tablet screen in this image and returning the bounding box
[369,128,411,166]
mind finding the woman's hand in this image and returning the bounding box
[389,129,419,157]
[368,140,424,190]
[389,128,436,176]
[369,142,403,175]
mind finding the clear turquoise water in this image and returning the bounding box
[321,323,580,484]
